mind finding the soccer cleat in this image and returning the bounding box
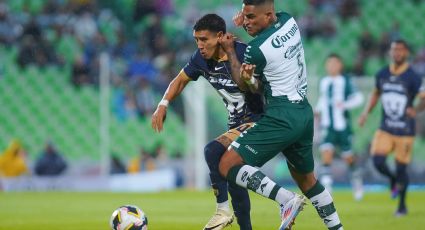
[351,176,364,201]
[279,194,307,230]
[394,207,408,217]
[203,209,234,230]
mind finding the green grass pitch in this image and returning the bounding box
[1,190,424,229]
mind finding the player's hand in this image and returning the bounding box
[406,107,417,118]
[233,11,244,27]
[358,113,368,127]
[240,63,256,82]
[151,105,167,132]
[218,33,235,54]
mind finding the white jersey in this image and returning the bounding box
[244,12,307,102]
[316,75,364,131]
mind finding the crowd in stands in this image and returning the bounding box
[0,138,185,188]
[1,0,424,120]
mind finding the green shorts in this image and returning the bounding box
[319,128,352,155]
[231,98,314,174]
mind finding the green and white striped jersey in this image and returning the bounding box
[244,12,307,102]
[316,75,364,131]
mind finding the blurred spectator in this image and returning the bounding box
[0,3,22,45]
[110,154,126,174]
[71,55,91,87]
[34,142,67,176]
[377,32,391,60]
[297,9,319,40]
[358,30,376,59]
[112,83,138,121]
[319,15,337,39]
[413,48,425,78]
[133,0,156,22]
[22,17,42,41]
[0,140,28,177]
[339,0,359,21]
[73,11,97,44]
[135,78,156,118]
[127,52,158,82]
[154,0,174,16]
[128,148,156,173]
[389,21,401,42]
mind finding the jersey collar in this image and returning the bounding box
[390,62,409,76]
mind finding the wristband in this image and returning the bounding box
[158,99,169,107]
[245,77,257,85]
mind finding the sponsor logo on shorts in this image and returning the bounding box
[245,145,258,155]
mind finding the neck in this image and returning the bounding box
[213,46,227,61]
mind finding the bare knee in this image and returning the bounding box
[219,148,244,178]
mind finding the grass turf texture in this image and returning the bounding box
[0,190,424,229]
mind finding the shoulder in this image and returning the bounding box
[407,66,421,79]
[276,11,293,23]
[234,41,248,56]
[189,49,204,65]
[376,65,390,77]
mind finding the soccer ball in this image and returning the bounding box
[110,205,148,230]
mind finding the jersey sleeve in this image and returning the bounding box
[244,44,266,77]
[182,52,202,81]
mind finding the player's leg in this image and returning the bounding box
[370,130,397,196]
[393,136,414,216]
[203,123,255,230]
[204,139,234,229]
[318,134,335,194]
[222,123,254,230]
[340,130,363,201]
[219,116,306,230]
[284,121,343,230]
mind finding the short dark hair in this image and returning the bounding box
[327,53,343,61]
[392,39,410,51]
[193,14,226,33]
[243,0,274,5]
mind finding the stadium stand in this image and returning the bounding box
[1,0,425,166]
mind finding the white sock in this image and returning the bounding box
[217,200,231,213]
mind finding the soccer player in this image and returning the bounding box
[358,39,425,216]
[151,14,263,230]
[218,1,344,229]
[315,54,364,200]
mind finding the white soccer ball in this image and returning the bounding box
[110,205,148,230]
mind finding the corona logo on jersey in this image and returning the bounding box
[271,23,298,48]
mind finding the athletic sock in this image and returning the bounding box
[228,182,252,230]
[396,162,409,211]
[227,165,294,205]
[305,181,343,230]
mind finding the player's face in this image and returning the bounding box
[242,4,273,36]
[390,42,409,65]
[326,57,343,76]
[193,30,222,59]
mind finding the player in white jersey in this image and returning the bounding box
[315,53,364,200]
[217,0,344,229]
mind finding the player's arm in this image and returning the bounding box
[218,33,249,91]
[358,88,380,127]
[151,71,191,132]
[407,78,425,117]
[240,63,260,93]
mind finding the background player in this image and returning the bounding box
[315,53,364,200]
[151,14,263,230]
[218,0,344,229]
[358,39,425,216]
